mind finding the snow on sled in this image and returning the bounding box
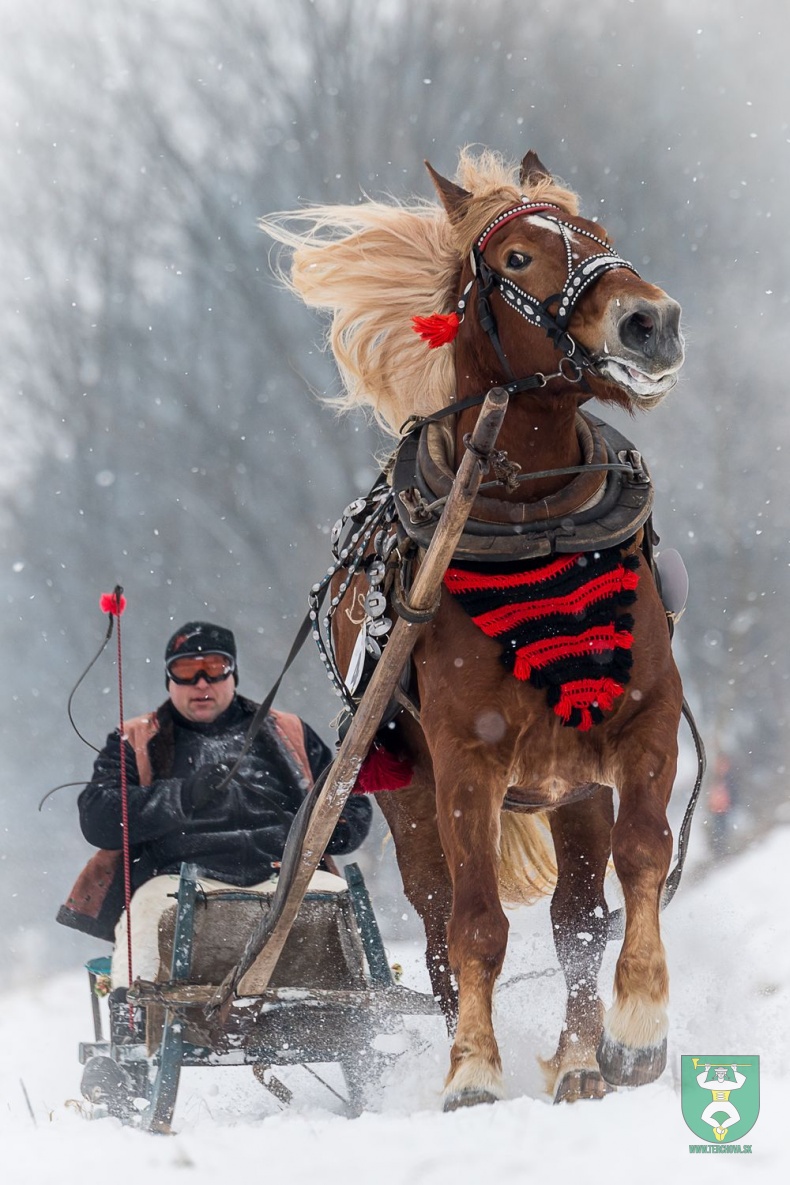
[77,860,439,1130]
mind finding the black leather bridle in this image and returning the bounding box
[460,200,640,391]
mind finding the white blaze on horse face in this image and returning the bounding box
[526,214,584,251]
[526,214,563,235]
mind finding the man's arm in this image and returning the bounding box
[326,794,373,855]
[78,730,193,849]
[300,720,373,855]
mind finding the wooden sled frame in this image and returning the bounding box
[78,861,439,1131]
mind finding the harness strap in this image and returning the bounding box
[215,592,329,798]
[663,697,707,902]
[398,365,582,438]
[476,264,518,381]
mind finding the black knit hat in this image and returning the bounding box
[165,621,238,684]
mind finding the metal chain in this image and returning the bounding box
[499,966,560,991]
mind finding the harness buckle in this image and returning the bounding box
[397,487,433,524]
[619,449,650,484]
[490,450,522,492]
[399,413,424,436]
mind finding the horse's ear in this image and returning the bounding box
[520,150,553,189]
[425,161,472,224]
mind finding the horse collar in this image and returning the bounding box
[391,411,654,563]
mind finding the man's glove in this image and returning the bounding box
[182,762,232,812]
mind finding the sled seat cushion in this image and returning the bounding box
[156,871,369,993]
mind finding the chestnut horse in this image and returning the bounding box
[262,148,685,1108]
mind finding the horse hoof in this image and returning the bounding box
[554,1069,614,1104]
[597,1033,667,1087]
[443,1088,499,1112]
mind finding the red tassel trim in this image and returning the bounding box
[553,677,625,732]
[471,566,638,638]
[444,550,639,731]
[412,311,460,348]
[445,553,582,594]
[513,624,634,680]
[100,591,127,616]
[352,743,414,794]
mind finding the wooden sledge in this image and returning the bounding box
[78,390,508,1131]
[78,860,438,1131]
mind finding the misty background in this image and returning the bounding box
[1,0,788,989]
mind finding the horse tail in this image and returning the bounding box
[498,812,556,905]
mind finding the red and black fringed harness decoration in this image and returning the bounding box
[443,547,640,731]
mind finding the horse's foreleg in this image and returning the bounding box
[598,750,675,1087]
[543,789,615,1103]
[375,780,458,1029]
[435,760,508,1110]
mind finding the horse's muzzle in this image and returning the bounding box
[617,295,684,374]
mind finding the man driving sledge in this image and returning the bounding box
[58,620,372,986]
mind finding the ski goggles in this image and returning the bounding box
[166,652,236,685]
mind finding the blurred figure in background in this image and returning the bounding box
[706,753,733,857]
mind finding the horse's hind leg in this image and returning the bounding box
[597,741,676,1087]
[542,789,615,1104]
[433,753,509,1110]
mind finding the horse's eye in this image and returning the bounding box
[506,251,531,270]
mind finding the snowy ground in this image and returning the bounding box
[2,829,788,1184]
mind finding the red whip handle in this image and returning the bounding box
[117,613,134,994]
[106,586,134,1027]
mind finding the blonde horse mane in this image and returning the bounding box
[259,148,580,436]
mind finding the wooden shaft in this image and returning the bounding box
[222,388,509,1001]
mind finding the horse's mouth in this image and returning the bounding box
[595,357,679,405]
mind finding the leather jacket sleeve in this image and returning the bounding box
[298,715,371,857]
[326,790,373,855]
[300,720,373,855]
[78,730,190,849]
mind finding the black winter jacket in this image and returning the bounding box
[77,696,371,891]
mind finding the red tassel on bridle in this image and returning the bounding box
[411,311,460,348]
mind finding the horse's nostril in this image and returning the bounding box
[623,312,655,348]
